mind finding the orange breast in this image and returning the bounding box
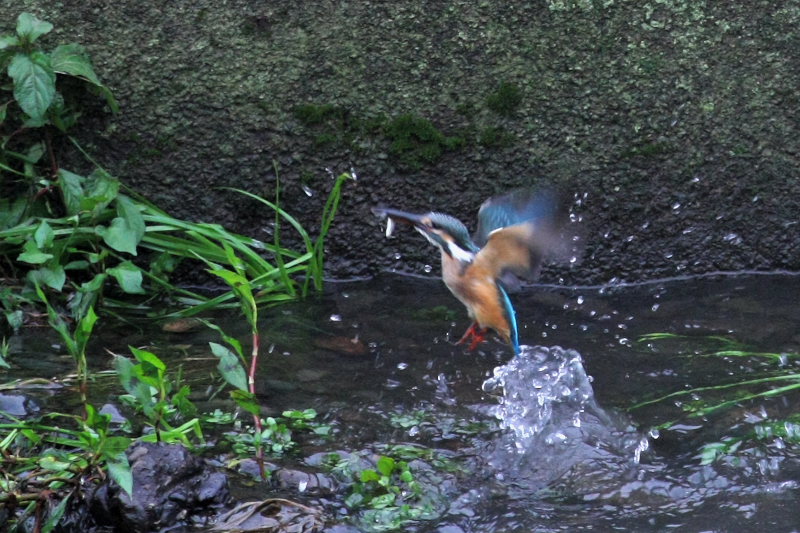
[442,255,511,343]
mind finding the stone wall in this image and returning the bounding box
[3,1,798,283]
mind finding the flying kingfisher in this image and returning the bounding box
[373,188,570,355]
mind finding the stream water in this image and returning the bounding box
[4,273,800,532]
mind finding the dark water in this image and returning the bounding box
[6,273,800,532]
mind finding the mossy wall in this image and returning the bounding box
[2,1,798,283]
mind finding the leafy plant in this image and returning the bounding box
[0,405,132,531]
[33,282,97,407]
[323,450,446,532]
[115,347,203,445]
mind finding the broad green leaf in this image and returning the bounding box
[116,194,145,243]
[209,342,248,391]
[41,493,70,533]
[34,220,54,249]
[108,261,145,294]
[376,456,395,477]
[39,454,73,472]
[5,309,24,332]
[114,355,156,418]
[0,35,20,50]
[16,13,53,43]
[82,169,119,214]
[360,469,380,483]
[75,306,98,350]
[8,52,55,120]
[29,265,66,291]
[17,239,52,264]
[51,44,101,85]
[369,493,396,509]
[130,346,166,373]
[96,217,138,255]
[58,169,85,215]
[105,447,133,496]
[230,389,261,415]
[50,43,117,111]
[0,196,27,229]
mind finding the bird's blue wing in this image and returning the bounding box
[473,188,562,247]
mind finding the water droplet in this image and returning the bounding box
[301,184,314,197]
[397,362,408,370]
[349,165,359,180]
[423,264,433,273]
[577,296,585,304]
[298,480,308,492]
[393,252,402,260]
[672,202,681,211]
[723,233,742,245]
[651,303,660,312]
[329,314,342,322]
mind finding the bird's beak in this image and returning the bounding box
[372,207,429,238]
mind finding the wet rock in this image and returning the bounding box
[0,393,39,418]
[89,442,230,532]
[272,467,337,495]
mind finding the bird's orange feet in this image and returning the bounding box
[456,322,489,350]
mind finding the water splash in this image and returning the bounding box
[483,345,598,453]
[481,346,645,489]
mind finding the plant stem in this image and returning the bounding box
[250,330,266,480]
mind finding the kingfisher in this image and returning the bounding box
[373,188,569,355]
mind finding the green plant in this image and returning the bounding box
[631,333,800,464]
[0,405,132,531]
[327,452,443,532]
[486,81,522,116]
[34,282,97,407]
[115,347,203,445]
[210,409,331,463]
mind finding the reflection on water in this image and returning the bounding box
[4,273,800,532]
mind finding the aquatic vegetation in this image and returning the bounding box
[325,450,445,532]
[631,333,800,463]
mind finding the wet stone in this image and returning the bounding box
[89,442,230,532]
[0,393,39,418]
[273,467,337,494]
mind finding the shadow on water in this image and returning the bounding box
[4,273,800,531]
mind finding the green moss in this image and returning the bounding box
[621,141,674,158]
[293,103,346,126]
[478,126,515,148]
[486,82,523,116]
[384,113,465,169]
